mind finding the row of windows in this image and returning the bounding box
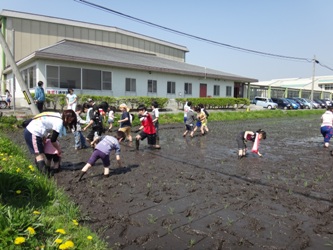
[21,65,231,96]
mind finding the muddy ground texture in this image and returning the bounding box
[14,115,333,249]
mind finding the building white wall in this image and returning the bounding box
[8,59,234,108]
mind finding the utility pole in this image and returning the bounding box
[0,29,39,115]
[310,55,318,109]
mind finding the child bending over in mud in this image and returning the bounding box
[236,129,267,159]
[77,131,126,181]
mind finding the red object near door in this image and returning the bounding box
[200,84,207,97]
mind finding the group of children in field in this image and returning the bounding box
[37,98,268,180]
[183,101,209,137]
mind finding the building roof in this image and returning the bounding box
[7,40,258,83]
[252,77,333,92]
[0,9,189,52]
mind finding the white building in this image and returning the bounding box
[249,76,333,100]
[0,9,257,107]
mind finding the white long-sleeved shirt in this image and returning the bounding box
[321,111,333,127]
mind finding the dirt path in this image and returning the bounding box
[20,115,333,249]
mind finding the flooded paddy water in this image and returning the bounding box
[15,114,333,249]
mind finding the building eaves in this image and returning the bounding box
[6,40,257,83]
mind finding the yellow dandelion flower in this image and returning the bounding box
[3,157,7,161]
[59,244,67,250]
[55,238,63,244]
[27,227,36,235]
[72,220,79,226]
[64,240,74,248]
[55,228,66,235]
[16,168,21,173]
[29,165,35,171]
[87,235,93,240]
[14,236,25,245]
[16,190,21,194]
[59,240,74,250]
[33,210,41,215]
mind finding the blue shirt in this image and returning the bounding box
[35,86,45,102]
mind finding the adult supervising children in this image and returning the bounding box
[24,110,77,176]
[34,81,45,113]
[77,131,126,181]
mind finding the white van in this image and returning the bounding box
[253,97,278,109]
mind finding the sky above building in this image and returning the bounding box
[1,0,332,81]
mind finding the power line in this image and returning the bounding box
[75,0,333,72]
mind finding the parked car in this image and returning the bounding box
[314,99,327,109]
[304,98,320,109]
[292,97,311,109]
[252,97,278,109]
[322,99,333,107]
[271,98,292,110]
[289,98,305,109]
[286,98,300,109]
[0,95,8,109]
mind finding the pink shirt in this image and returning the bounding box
[44,139,60,155]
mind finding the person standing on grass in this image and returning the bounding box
[34,81,45,113]
[135,104,161,150]
[77,131,126,181]
[24,110,77,176]
[320,106,333,148]
[5,89,12,109]
[66,88,77,111]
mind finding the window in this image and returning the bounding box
[46,65,59,88]
[22,66,36,88]
[82,69,100,90]
[102,71,112,90]
[167,81,175,94]
[214,85,220,96]
[184,82,192,95]
[148,80,157,93]
[60,67,81,89]
[226,86,232,97]
[126,78,136,92]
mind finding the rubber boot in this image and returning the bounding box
[36,160,46,174]
[135,139,140,150]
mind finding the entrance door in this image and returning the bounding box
[200,83,207,97]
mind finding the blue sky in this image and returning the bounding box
[1,0,332,81]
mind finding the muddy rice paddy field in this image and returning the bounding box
[16,115,333,249]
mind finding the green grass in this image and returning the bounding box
[0,116,108,249]
[0,109,324,249]
[158,108,324,125]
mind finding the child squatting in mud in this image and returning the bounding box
[236,129,267,159]
[77,131,126,181]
